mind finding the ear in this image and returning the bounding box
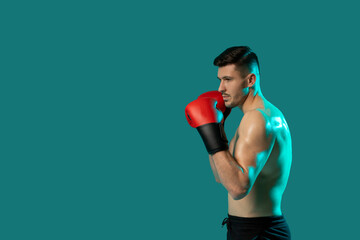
[247,74,256,87]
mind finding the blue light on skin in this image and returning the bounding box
[247,109,291,207]
[246,147,274,192]
[255,109,286,136]
[236,149,272,198]
[233,143,272,177]
[241,108,279,193]
[271,117,283,130]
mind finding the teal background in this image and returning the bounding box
[1,0,359,239]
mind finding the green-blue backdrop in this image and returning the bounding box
[2,0,359,239]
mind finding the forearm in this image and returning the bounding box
[209,155,221,183]
[212,150,249,200]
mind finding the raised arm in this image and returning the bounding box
[212,110,275,200]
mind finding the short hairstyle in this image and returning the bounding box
[213,46,260,78]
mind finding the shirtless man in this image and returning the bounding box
[185,46,292,240]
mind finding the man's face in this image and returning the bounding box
[217,64,250,108]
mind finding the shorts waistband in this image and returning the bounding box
[222,214,286,229]
[227,214,285,224]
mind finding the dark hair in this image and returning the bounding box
[213,46,260,78]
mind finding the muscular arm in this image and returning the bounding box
[211,110,275,200]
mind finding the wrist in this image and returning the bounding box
[211,149,229,158]
[197,122,228,154]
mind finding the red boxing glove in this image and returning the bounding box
[197,91,231,124]
[185,97,228,155]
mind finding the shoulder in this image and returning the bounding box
[239,109,268,134]
[236,109,274,149]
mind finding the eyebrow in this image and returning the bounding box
[217,76,233,80]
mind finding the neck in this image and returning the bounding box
[239,88,265,113]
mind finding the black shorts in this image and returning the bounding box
[222,214,291,240]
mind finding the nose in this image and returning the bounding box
[218,80,225,93]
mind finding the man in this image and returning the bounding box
[185,46,292,239]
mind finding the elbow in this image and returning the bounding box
[229,179,251,200]
[229,188,248,200]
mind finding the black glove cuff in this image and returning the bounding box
[196,122,229,155]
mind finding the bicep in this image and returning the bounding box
[233,114,274,186]
[234,137,269,180]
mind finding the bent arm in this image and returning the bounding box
[212,150,249,199]
[212,110,274,200]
